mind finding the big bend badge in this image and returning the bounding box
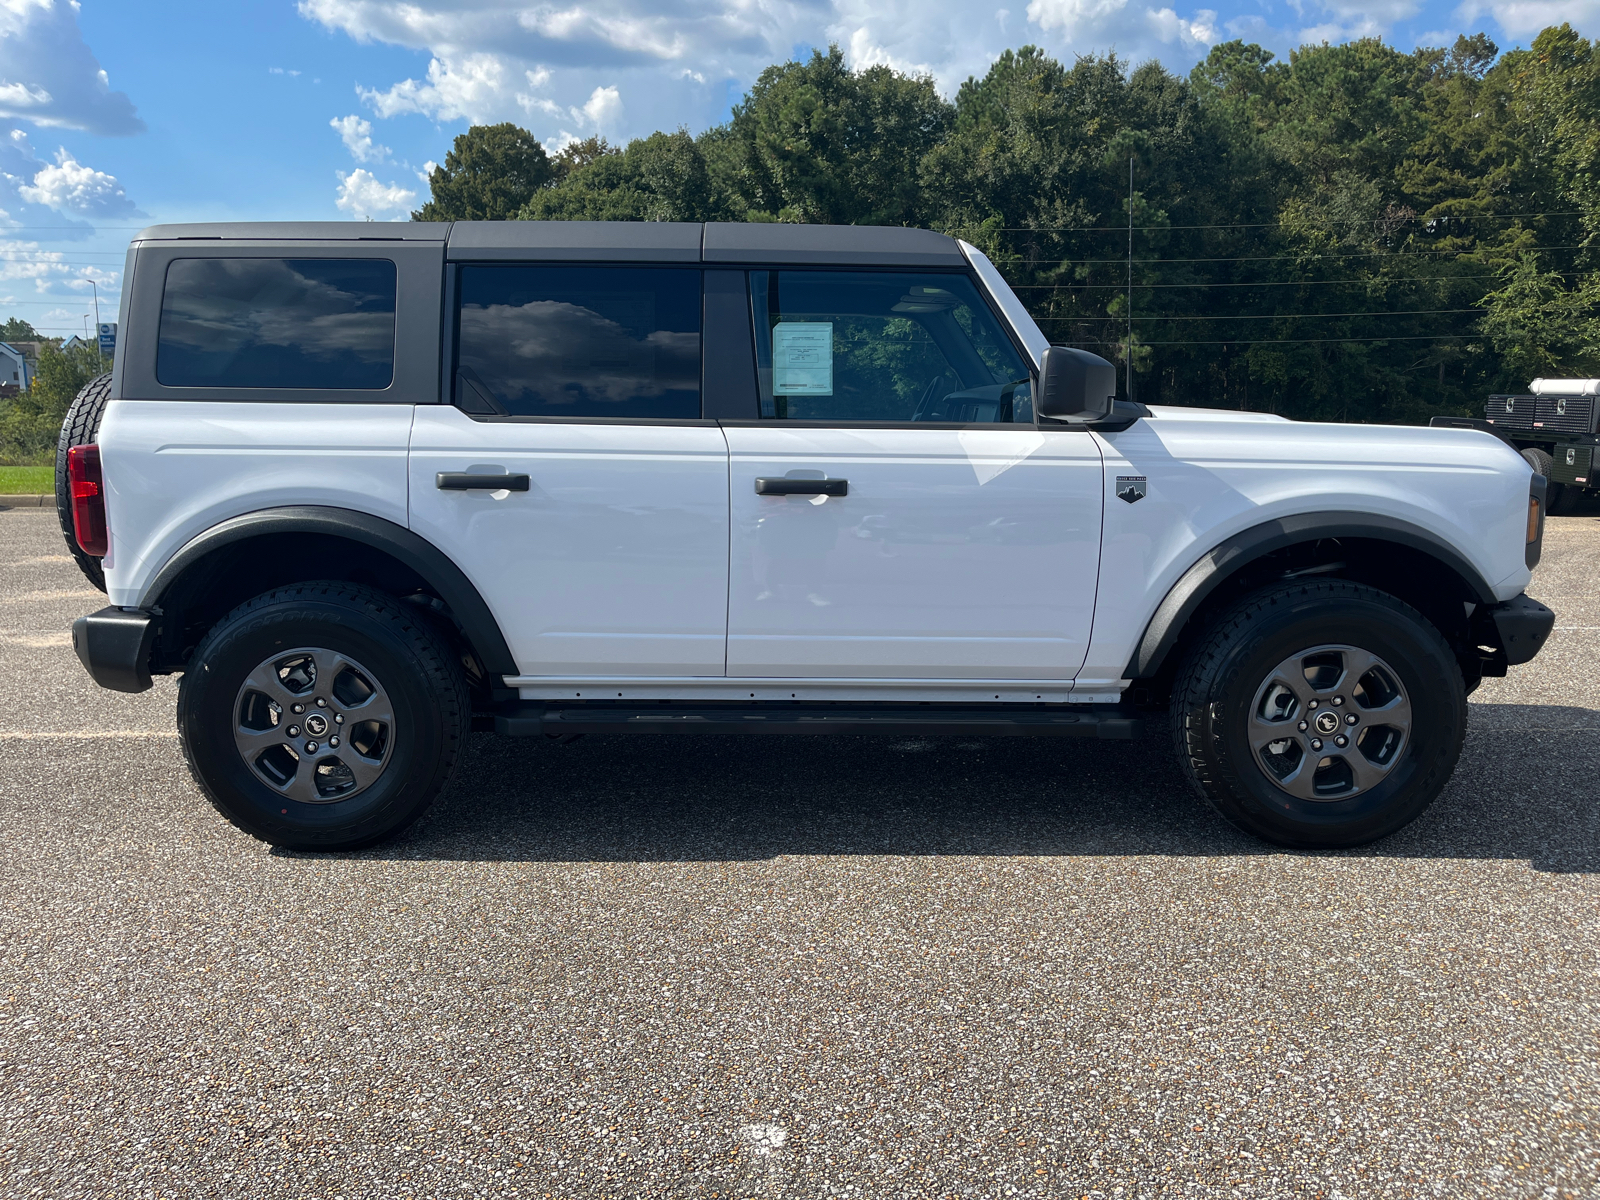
[1116,475,1147,504]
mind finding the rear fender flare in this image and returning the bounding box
[142,505,517,676]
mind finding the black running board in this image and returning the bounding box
[493,704,1143,739]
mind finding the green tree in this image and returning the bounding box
[522,130,722,222]
[719,46,952,224]
[412,123,556,221]
[0,317,39,342]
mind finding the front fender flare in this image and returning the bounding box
[1124,512,1498,680]
[141,505,518,676]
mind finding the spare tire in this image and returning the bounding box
[54,372,113,592]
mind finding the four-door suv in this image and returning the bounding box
[62,220,1555,851]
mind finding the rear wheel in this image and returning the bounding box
[1171,580,1466,848]
[53,372,113,592]
[178,582,470,850]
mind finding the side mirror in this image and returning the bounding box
[1037,346,1117,422]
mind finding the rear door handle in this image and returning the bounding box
[754,477,848,496]
[436,472,530,491]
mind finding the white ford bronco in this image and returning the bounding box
[61,221,1554,851]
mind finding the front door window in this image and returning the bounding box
[750,270,1033,424]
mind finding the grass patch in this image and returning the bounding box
[0,464,52,494]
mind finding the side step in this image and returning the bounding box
[493,704,1143,739]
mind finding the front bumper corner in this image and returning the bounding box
[1486,593,1555,667]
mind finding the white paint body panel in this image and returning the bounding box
[98,400,415,607]
[1073,411,1536,691]
[407,406,729,676]
[723,425,1104,679]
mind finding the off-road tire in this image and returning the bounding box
[1170,579,1466,848]
[178,582,471,851]
[53,372,113,592]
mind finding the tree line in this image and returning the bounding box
[0,319,109,465]
[414,25,1600,424]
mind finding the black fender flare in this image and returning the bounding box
[1124,511,1499,680]
[142,505,518,676]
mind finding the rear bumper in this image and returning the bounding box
[71,607,157,693]
[1486,593,1555,667]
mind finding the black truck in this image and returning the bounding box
[1432,379,1599,514]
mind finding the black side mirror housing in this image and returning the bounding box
[1037,346,1117,422]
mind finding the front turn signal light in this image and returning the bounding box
[1527,495,1542,544]
[67,443,108,557]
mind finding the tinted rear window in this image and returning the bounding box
[156,258,397,389]
[455,264,700,419]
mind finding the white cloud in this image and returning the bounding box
[0,241,116,294]
[18,148,136,217]
[335,168,417,218]
[0,0,141,134]
[578,85,622,129]
[1458,0,1600,37]
[330,113,389,162]
[1148,5,1219,43]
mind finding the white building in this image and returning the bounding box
[0,341,31,390]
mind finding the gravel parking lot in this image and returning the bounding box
[1,503,1596,1199]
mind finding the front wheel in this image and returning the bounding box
[1171,580,1466,848]
[178,582,470,850]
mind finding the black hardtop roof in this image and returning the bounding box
[133,222,451,242]
[132,220,967,267]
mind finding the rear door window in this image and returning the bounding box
[454,265,701,419]
[156,258,396,389]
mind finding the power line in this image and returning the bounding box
[1130,307,1485,320]
[1003,244,1592,265]
[1007,271,1595,288]
[948,210,1591,232]
[1059,334,1467,345]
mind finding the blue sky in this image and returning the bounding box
[3,0,1593,337]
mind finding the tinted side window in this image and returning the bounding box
[156,258,396,389]
[455,265,701,419]
[751,271,1032,423]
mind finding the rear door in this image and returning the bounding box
[724,269,1104,681]
[408,260,730,679]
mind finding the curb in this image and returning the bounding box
[0,494,51,508]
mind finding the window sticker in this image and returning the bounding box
[772,322,833,396]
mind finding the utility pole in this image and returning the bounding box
[1127,156,1134,405]
[90,279,104,368]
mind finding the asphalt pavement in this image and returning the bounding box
[1,503,1596,1199]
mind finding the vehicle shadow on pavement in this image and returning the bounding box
[312,702,1600,874]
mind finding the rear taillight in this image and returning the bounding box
[67,443,108,557]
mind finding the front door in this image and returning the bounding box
[409,264,729,678]
[725,269,1104,680]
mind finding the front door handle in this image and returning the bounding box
[755,477,848,497]
[437,472,530,491]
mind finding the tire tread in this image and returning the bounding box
[178,580,470,849]
[1170,578,1466,846]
